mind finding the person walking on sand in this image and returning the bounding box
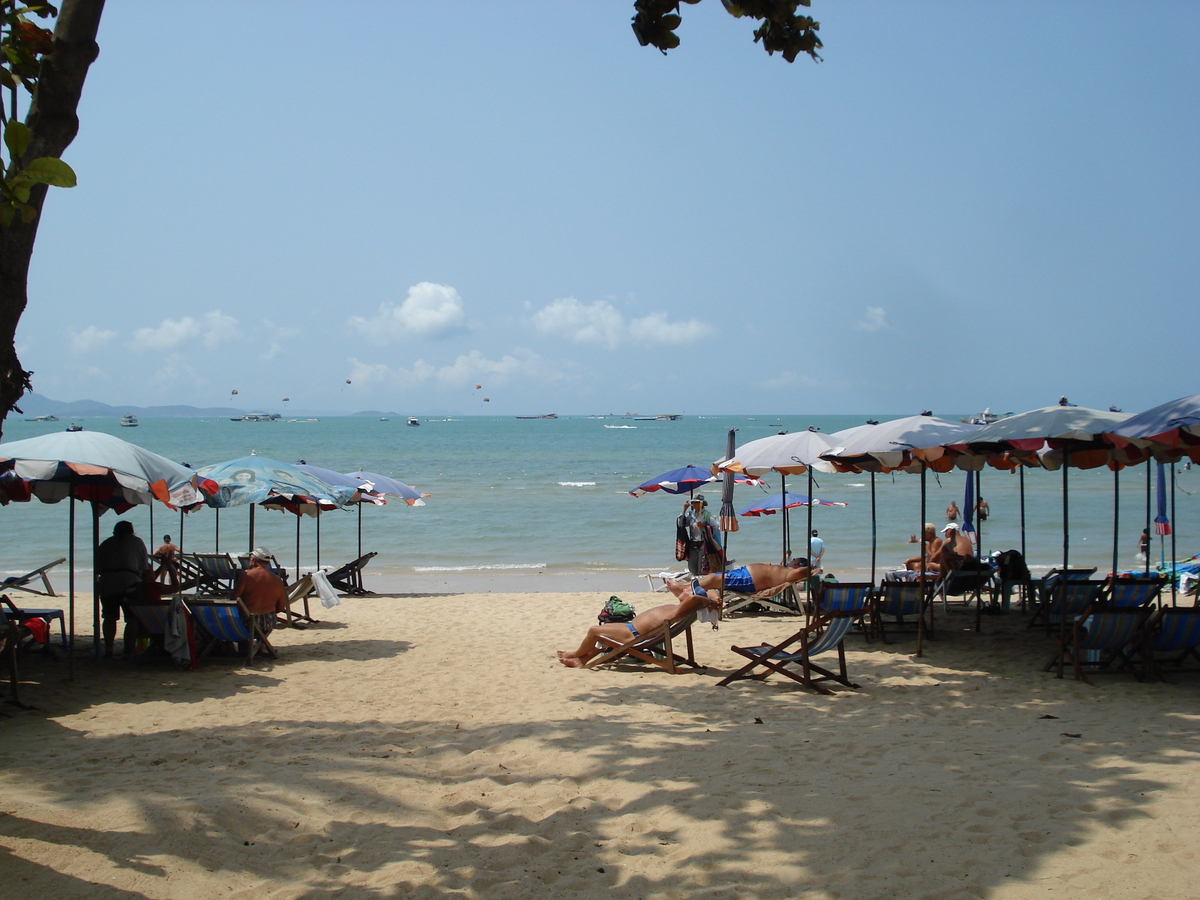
[558,587,717,668]
[945,500,959,522]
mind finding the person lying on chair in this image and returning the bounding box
[558,587,718,669]
[664,559,819,599]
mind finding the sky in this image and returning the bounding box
[16,1,1200,417]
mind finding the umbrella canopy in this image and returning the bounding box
[295,464,387,507]
[954,405,1135,471]
[821,415,979,473]
[738,492,847,516]
[346,470,428,506]
[197,456,358,515]
[629,465,761,497]
[0,430,210,509]
[715,431,836,477]
[1104,393,1200,457]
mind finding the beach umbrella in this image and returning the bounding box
[0,430,212,674]
[717,429,835,565]
[292,463,385,572]
[1104,393,1200,457]
[828,422,880,582]
[1154,462,1172,571]
[952,405,1134,676]
[196,456,358,580]
[738,493,848,516]
[345,469,429,560]
[821,414,980,655]
[629,465,761,497]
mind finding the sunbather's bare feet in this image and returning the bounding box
[558,654,584,668]
[664,579,687,599]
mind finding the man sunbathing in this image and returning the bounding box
[558,588,718,668]
[664,559,819,599]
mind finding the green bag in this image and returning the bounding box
[599,595,635,623]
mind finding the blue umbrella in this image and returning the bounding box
[345,470,429,559]
[961,469,975,536]
[630,465,760,497]
[738,493,847,516]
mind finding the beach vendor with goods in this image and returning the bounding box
[231,547,288,639]
[679,493,722,576]
[97,520,152,659]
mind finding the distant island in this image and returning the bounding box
[14,393,427,419]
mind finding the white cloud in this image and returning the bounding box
[70,325,117,353]
[349,282,467,343]
[131,310,240,351]
[347,351,534,391]
[856,306,890,332]
[531,298,714,348]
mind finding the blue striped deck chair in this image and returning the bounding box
[1141,607,1200,681]
[723,583,802,616]
[187,599,277,663]
[1104,577,1164,609]
[1,557,66,597]
[1044,600,1152,684]
[584,611,701,674]
[1029,578,1104,633]
[1,593,67,649]
[872,581,932,643]
[718,583,871,694]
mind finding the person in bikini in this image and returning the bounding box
[558,587,719,668]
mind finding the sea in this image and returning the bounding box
[2,414,1197,592]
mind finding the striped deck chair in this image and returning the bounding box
[723,583,803,616]
[281,574,316,627]
[718,583,871,694]
[1028,577,1103,632]
[1140,606,1200,681]
[187,599,277,663]
[1104,577,1165,609]
[584,611,701,674]
[175,553,240,596]
[1043,600,1152,684]
[0,593,67,649]
[1,557,66,597]
[872,581,933,643]
[324,551,378,595]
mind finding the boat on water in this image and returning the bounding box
[407,417,420,426]
[65,423,82,432]
[120,414,138,427]
[961,407,1010,426]
[230,412,281,422]
[380,416,389,422]
[516,413,558,419]
[25,414,58,422]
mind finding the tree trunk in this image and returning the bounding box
[0,0,105,439]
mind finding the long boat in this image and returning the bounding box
[515,413,557,419]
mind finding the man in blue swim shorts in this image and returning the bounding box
[666,559,818,601]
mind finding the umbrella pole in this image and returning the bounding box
[215,507,220,553]
[870,473,877,586]
[917,461,927,658]
[357,503,363,560]
[1019,466,1027,565]
[249,504,256,555]
[806,467,814,567]
[317,513,322,570]
[296,514,302,583]
[68,487,75,682]
[179,508,184,552]
[975,468,984,632]
[92,502,101,661]
[149,505,154,549]
[1170,464,1177,605]
[1112,466,1120,579]
[781,474,788,563]
[1144,463,1151,576]
[1058,451,1070,679]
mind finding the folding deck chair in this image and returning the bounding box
[1043,598,1153,684]
[1,557,66,598]
[1104,577,1165,609]
[324,551,377,595]
[186,598,277,663]
[1028,578,1104,633]
[718,583,871,694]
[175,553,241,596]
[1138,606,1200,681]
[722,583,803,616]
[281,574,316,626]
[935,563,997,632]
[583,611,701,674]
[1,592,67,649]
[872,580,933,643]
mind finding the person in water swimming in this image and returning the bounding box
[558,588,718,668]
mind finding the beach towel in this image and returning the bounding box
[312,570,341,608]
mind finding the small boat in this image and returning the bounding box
[516,413,557,420]
[380,417,389,422]
[407,417,420,427]
[634,416,656,421]
[25,414,58,422]
[120,414,138,427]
[66,423,82,432]
[961,407,1010,426]
[231,413,281,422]
[655,414,682,421]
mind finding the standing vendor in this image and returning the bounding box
[681,493,722,576]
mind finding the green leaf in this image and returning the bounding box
[8,177,31,202]
[16,199,37,223]
[0,203,14,228]
[21,156,76,187]
[4,120,30,161]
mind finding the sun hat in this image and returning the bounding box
[250,547,272,561]
[941,523,960,533]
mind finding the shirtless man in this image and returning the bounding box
[904,524,943,571]
[558,587,718,668]
[665,559,818,599]
[231,548,287,636]
[936,522,974,572]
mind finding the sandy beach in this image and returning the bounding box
[2,589,1199,899]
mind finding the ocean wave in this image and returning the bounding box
[846,483,866,487]
[414,563,548,572]
[558,481,596,487]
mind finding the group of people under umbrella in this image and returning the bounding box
[633,394,1199,661]
[0,430,427,677]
